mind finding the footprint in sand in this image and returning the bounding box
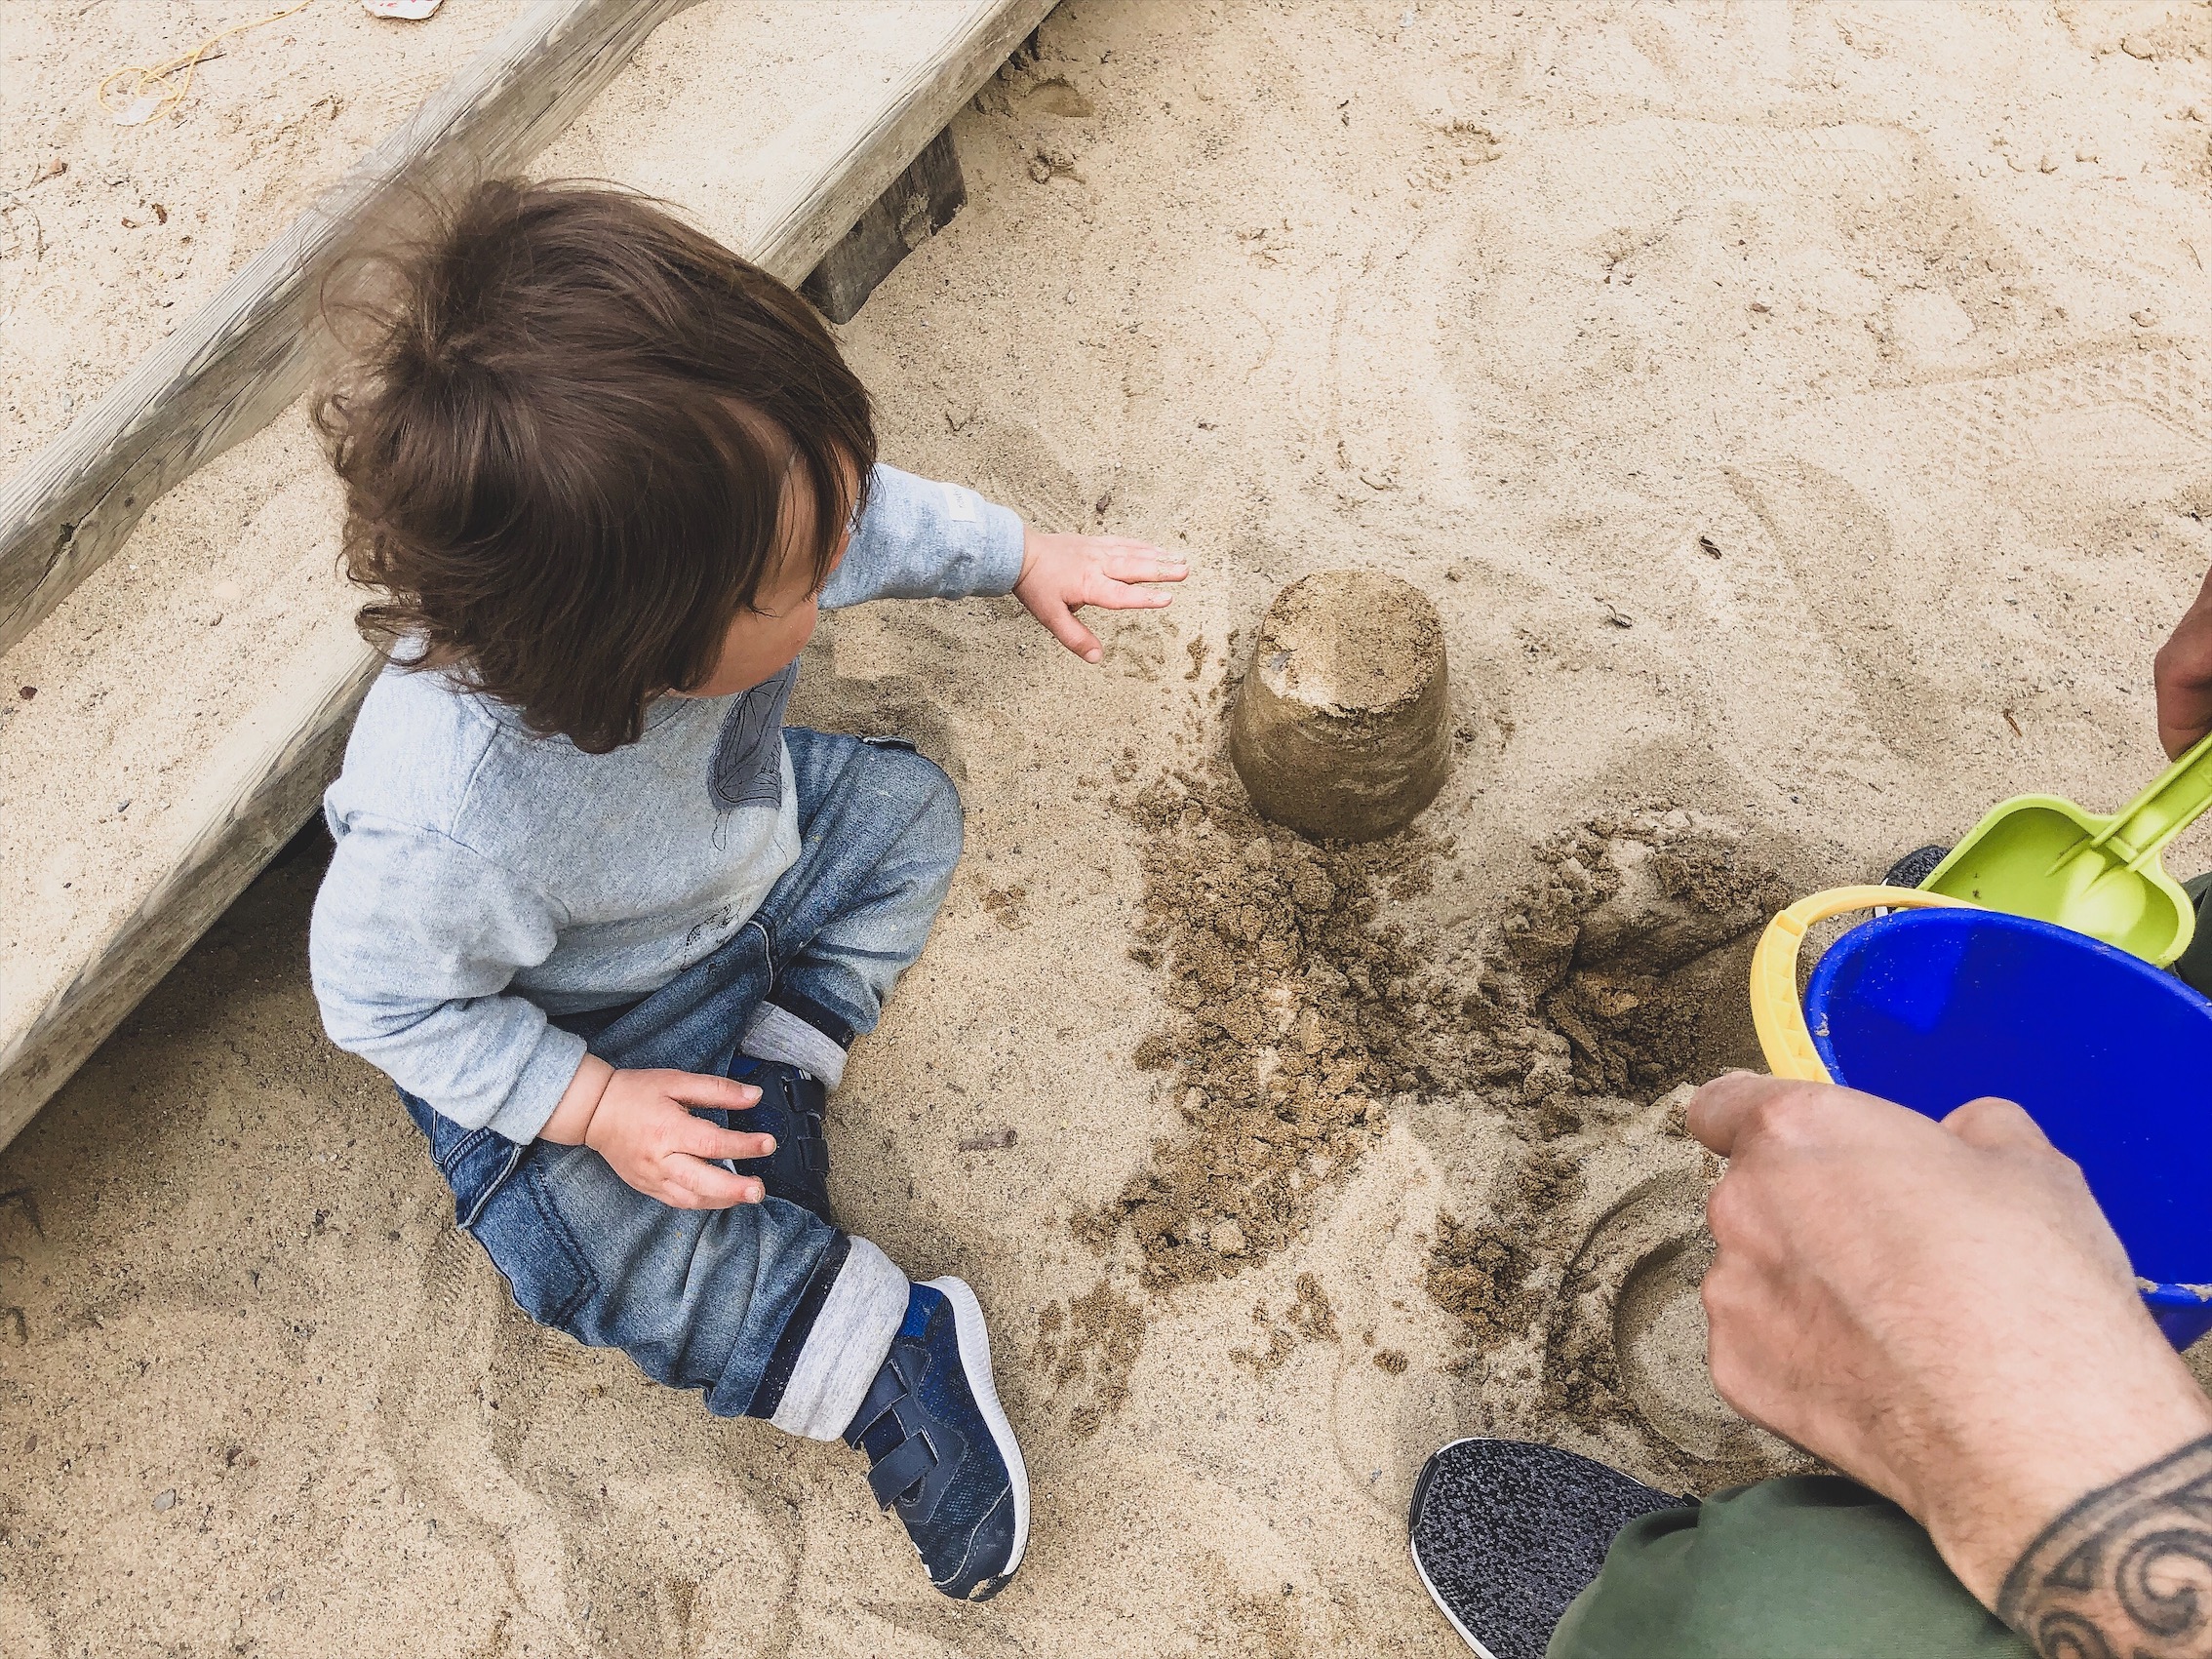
[376,1224,810,1648]
[1544,1167,1803,1488]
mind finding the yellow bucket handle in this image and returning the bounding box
[1750,886,1975,1083]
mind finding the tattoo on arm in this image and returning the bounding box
[1998,1433,2212,1659]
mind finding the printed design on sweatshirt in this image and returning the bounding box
[708,662,797,812]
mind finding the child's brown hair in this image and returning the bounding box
[319,178,876,753]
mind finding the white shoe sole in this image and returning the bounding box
[1410,1438,1502,1659]
[925,1276,1030,1584]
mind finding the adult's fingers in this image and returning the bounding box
[2153,565,2212,758]
[1683,1070,1777,1158]
[1699,1258,1767,1418]
[1689,1073,1920,1161]
[1940,1095,2051,1155]
[660,1071,762,1112]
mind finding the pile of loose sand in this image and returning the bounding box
[8,1,2212,1653]
[1083,768,1459,1285]
[1079,750,1799,1492]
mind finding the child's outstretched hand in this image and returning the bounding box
[1014,527,1187,663]
[541,1055,775,1208]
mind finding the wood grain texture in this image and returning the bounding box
[0,0,707,659]
[0,0,1060,1150]
[0,647,381,1152]
[802,126,968,324]
[753,0,1055,286]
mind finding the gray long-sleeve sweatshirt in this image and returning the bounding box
[307,465,1022,1141]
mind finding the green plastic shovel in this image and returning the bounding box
[1919,732,2212,966]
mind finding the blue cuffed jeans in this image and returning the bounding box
[400,729,961,1442]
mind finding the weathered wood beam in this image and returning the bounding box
[804,126,968,324]
[0,648,384,1132]
[0,0,708,659]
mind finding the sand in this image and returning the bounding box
[7,0,2212,1652]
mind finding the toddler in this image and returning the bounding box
[308,179,1182,1600]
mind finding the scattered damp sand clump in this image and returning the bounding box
[1483,815,1792,1124]
[1418,818,1803,1490]
[1424,1143,1586,1349]
[1083,772,1789,1305]
[1231,1271,1342,1375]
[1032,1281,1148,1441]
[1074,770,1487,1287]
[1416,813,1788,1363]
[1080,770,1802,1486]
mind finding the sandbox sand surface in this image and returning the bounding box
[8,1,2212,1653]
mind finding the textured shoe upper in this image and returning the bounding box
[1409,1439,1688,1659]
[1881,844,1952,889]
[844,1284,1020,1600]
[724,1057,835,1224]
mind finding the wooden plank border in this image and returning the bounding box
[803,126,968,324]
[0,0,708,658]
[0,0,1058,1149]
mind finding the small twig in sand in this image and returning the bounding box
[958,1127,1017,1152]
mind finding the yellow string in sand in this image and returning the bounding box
[98,0,317,127]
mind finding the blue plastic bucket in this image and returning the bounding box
[1804,907,2212,1350]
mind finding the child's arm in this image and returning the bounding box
[820,463,1185,660]
[310,815,773,1206]
[309,813,583,1137]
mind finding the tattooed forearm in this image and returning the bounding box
[1997,1434,2212,1659]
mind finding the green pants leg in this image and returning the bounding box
[1544,1476,2032,1659]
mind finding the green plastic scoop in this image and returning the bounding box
[1920,732,2212,966]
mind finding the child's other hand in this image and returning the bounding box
[2155,562,2212,759]
[1014,527,1187,663]
[547,1058,775,1208]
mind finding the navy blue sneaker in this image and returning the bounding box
[845,1278,1029,1600]
[724,1057,836,1224]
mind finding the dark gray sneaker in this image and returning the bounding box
[846,1278,1029,1600]
[1882,845,1951,889]
[1408,1439,1688,1659]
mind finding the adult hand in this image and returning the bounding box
[1687,1073,2212,1608]
[541,1056,775,1208]
[2153,562,2212,759]
[1013,527,1186,663]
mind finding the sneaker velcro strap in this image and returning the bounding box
[867,1432,938,1511]
[843,1364,908,1449]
